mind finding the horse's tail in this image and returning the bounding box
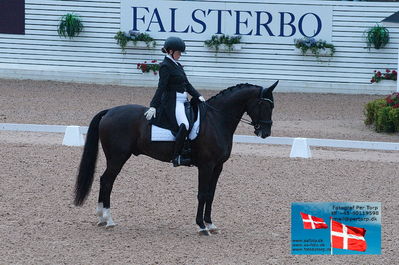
[74,109,108,206]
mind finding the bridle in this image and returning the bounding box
[203,86,273,129]
[251,87,274,130]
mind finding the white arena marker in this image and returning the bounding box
[62,126,84,146]
[290,137,312,158]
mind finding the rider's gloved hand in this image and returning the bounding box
[198,96,205,102]
[144,107,156,120]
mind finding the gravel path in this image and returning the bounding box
[0,79,397,264]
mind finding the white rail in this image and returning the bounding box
[1,123,399,157]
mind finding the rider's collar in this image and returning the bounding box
[166,54,179,66]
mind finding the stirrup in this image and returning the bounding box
[172,155,192,167]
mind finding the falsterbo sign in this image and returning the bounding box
[120,0,332,43]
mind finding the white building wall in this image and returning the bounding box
[0,0,398,94]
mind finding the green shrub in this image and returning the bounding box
[364,99,386,125]
[375,106,395,132]
[389,108,399,132]
[364,94,399,133]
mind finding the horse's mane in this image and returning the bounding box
[206,83,261,103]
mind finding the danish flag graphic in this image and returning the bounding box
[331,219,367,252]
[300,212,328,229]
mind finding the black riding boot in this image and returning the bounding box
[172,124,191,167]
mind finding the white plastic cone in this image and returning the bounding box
[290,137,312,158]
[62,126,84,146]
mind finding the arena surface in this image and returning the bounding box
[0,79,398,264]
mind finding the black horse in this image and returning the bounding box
[74,81,278,235]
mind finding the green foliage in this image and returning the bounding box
[129,31,156,48]
[365,24,390,50]
[364,94,399,133]
[114,31,156,52]
[204,34,242,52]
[58,13,83,39]
[389,108,399,132]
[114,31,130,52]
[294,37,335,57]
[375,106,394,132]
[364,99,386,125]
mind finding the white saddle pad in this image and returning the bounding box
[151,109,200,141]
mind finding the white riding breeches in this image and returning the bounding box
[175,92,189,130]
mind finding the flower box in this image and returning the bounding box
[294,37,335,58]
[295,47,333,57]
[127,40,155,49]
[137,60,160,75]
[204,43,242,52]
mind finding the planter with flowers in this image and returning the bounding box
[364,92,399,133]
[294,37,335,58]
[115,31,156,52]
[370,69,397,84]
[204,34,242,53]
[137,60,160,81]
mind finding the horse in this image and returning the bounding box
[74,81,278,235]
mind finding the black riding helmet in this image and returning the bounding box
[162,36,186,53]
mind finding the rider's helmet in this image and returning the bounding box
[162,37,186,53]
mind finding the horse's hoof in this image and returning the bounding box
[208,227,220,234]
[205,223,220,234]
[198,228,211,236]
[97,221,107,227]
[105,222,116,229]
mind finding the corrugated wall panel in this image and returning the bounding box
[0,0,398,94]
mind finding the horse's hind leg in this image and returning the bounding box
[97,153,131,228]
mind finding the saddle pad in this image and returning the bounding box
[151,109,200,141]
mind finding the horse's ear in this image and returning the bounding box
[262,80,279,98]
[267,80,279,92]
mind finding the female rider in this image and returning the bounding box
[144,36,205,167]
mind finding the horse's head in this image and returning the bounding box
[246,81,278,138]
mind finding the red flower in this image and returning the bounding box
[386,69,391,73]
[387,98,394,104]
[371,77,376,83]
[151,60,157,63]
[392,70,397,75]
[376,71,382,77]
[393,103,399,109]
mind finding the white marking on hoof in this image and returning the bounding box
[198,228,210,236]
[205,222,220,234]
[96,203,107,226]
[103,208,116,228]
[96,203,104,216]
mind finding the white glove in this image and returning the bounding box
[144,107,156,120]
[198,96,205,102]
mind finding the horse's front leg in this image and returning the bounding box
[204,163,223,234]
[196,165,214,236]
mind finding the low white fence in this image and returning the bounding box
[1,123,399,158]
